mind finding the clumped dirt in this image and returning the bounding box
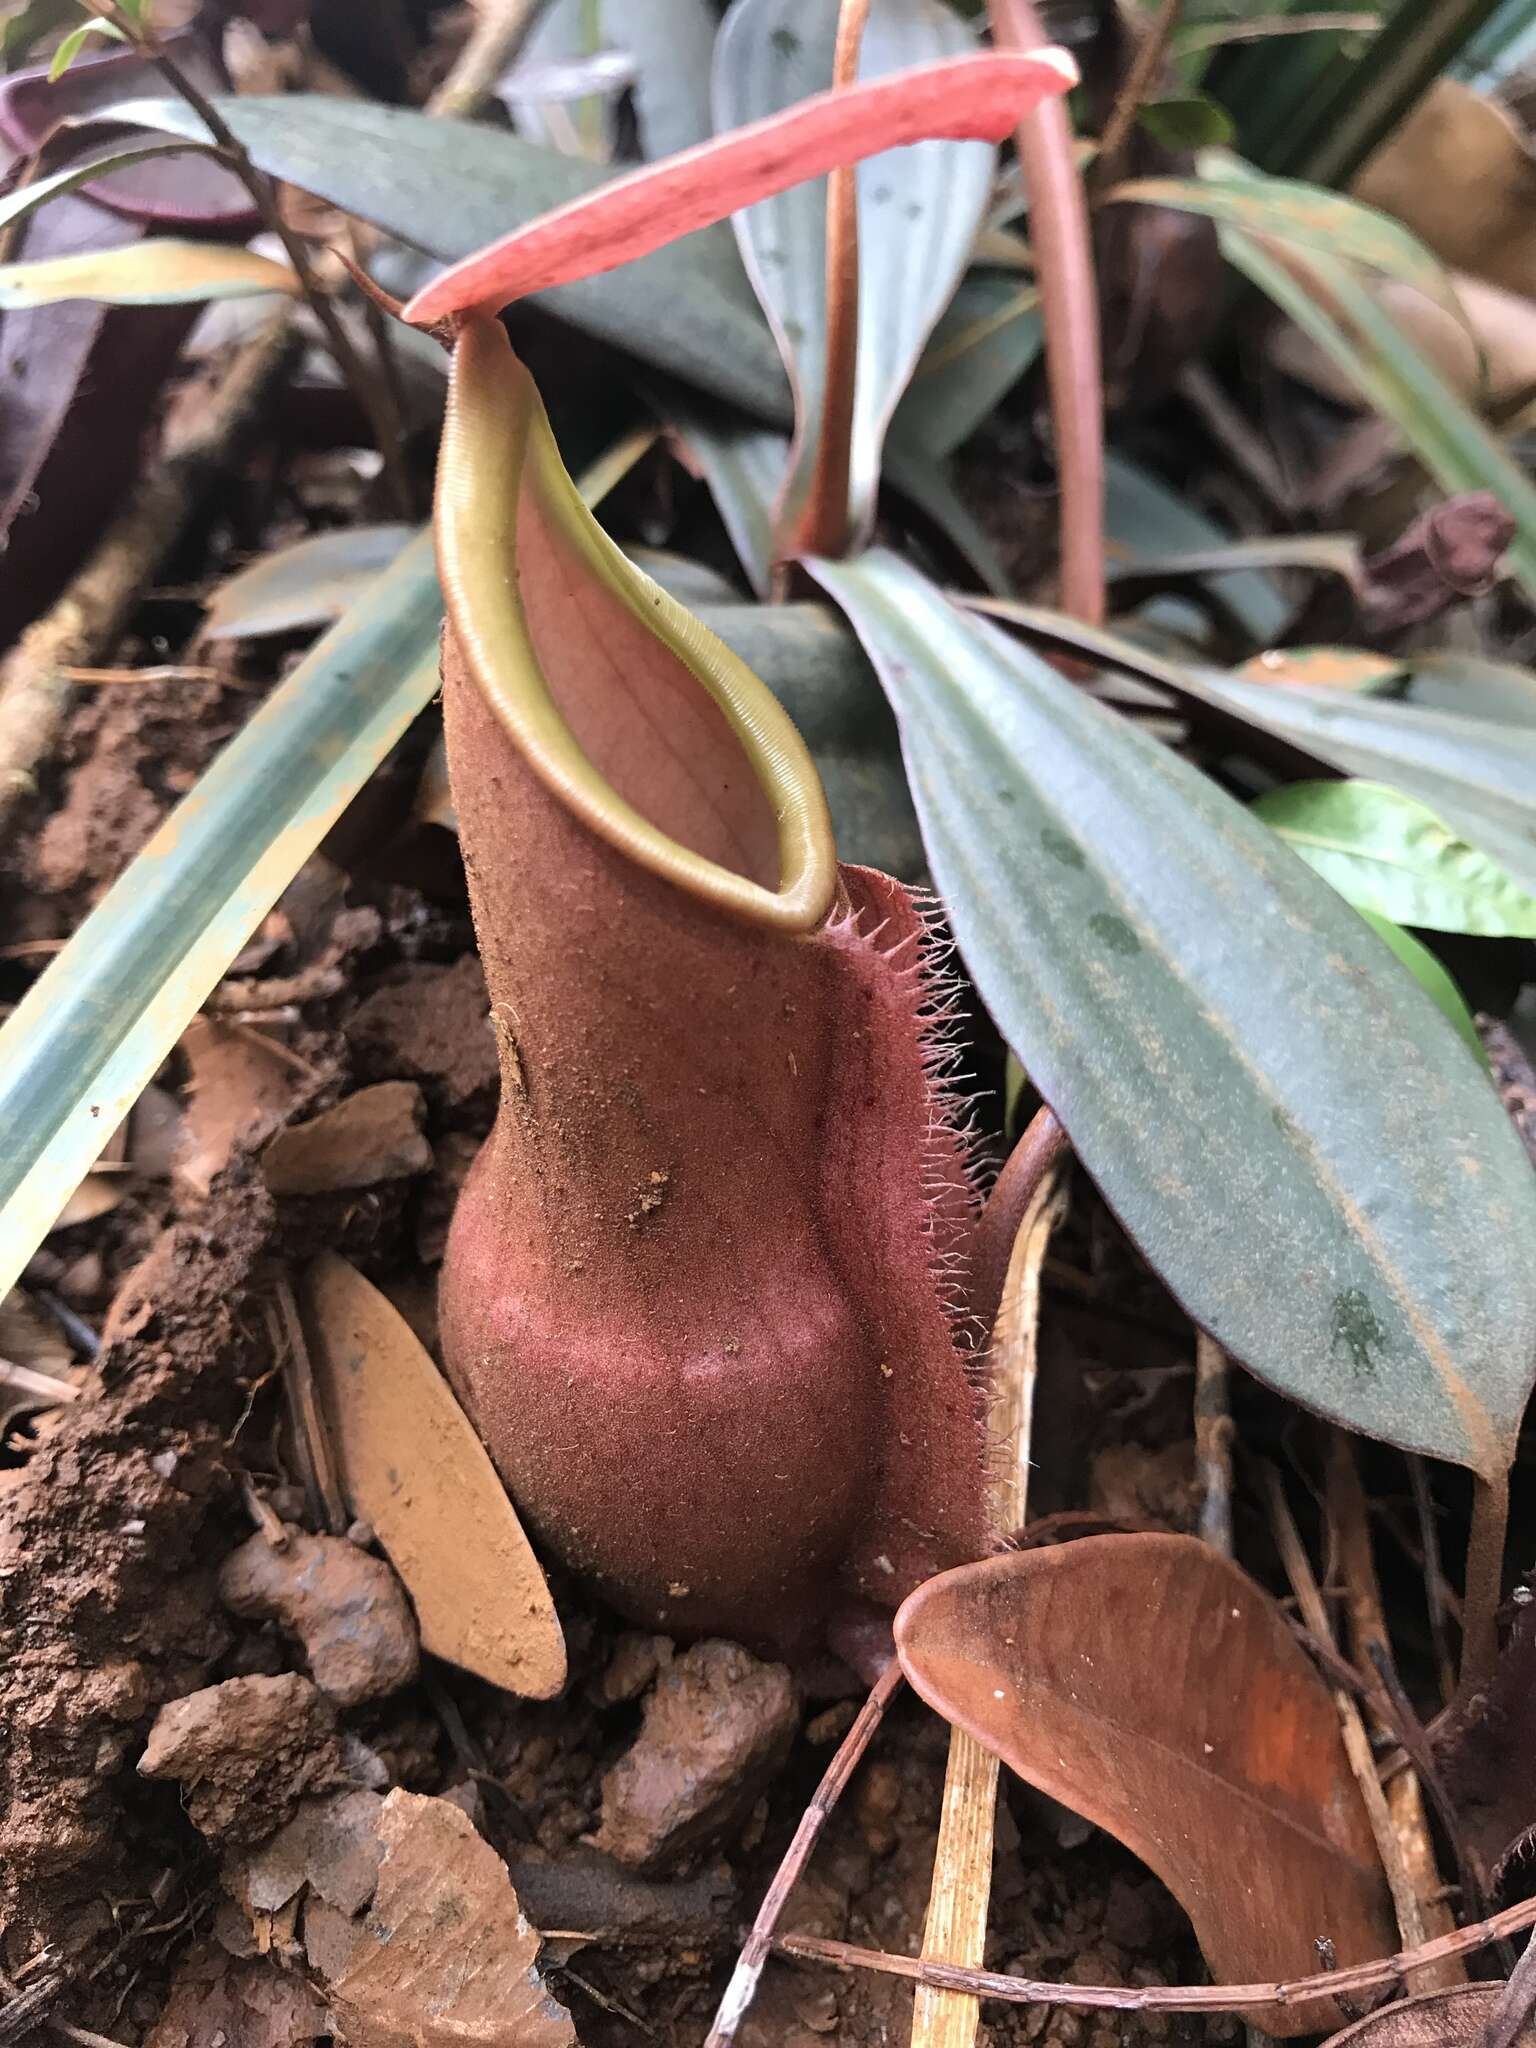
[0,1188,269,1911]
[138,1672,344,1844]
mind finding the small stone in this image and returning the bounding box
[139,1673,341,1846]
[220,1528,419,1707]
[600,1631,672,1704]
[592,1639,798,1871]
[854,1759,903,1856]
[805,1701,858,1746]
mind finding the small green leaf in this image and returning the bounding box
[812,548,1536,1480]
[1136,94,1235,149]
[1254,780,1536,936]
[48,17,125,80]
[1354,909,1487,1065]
[0,238,298,308]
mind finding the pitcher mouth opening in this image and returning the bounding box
[435,317,838,934]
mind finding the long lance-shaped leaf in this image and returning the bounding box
[0,137,217,236]
[1106,156,1467,324]
[968,599,1536,900]
[0,532,442,1304]
[402,48,1076,322]
[0,238,299,308]
[810,548,1536,1479]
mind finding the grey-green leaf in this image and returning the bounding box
[891,271,1043,460]
[107,94,789,423]
[1254,780,1536,936]
[714,0,995,545]
[203,524,418,640]
[811,548,1536,1478]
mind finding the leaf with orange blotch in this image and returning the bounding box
[402,46,1076,323]
[895,1534,1394,2037]
[300,1252,567,1702]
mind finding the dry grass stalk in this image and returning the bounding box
[911,1165,1067,2048]
[1326,1435,1461,1988]
[1260,1462,1426,1954]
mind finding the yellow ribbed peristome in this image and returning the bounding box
[436,317,837,932]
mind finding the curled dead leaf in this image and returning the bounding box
[300,1253,566,1700]
[1323,1985,1534,2048]
[177,1017,301,1200]
[894,1534,1394,2035]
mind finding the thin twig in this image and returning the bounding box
[1097,0,1183,180]
[52,2023,132,2048]
[912,1158,1067,2048]
[988,0,1105,627]
[274,1276,348,1535]
[0,315,299,842]
[1327,1434,1462,1985]
[1260,1461,1425,1953]
[1194,1333,1234,1555]
[790,0,870,559]
[774,1892,1536,2012]
[703,1660,904,2047]
[84,0,412,517]
[427,0,551,120]
[1364,1642,1491,1948]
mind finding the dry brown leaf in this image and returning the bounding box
[324,1789,577,2048]
[263,1081,433,1196]
[1324,1985,1533,2048]
[1354,82,1536,301]
[0,1291,71,1376]
[177,1016,301,1199]
[49,1172,126,1231]
[147,1943,332,2048]
[300,1253,566,1700]
[894,1533,1394,2035]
